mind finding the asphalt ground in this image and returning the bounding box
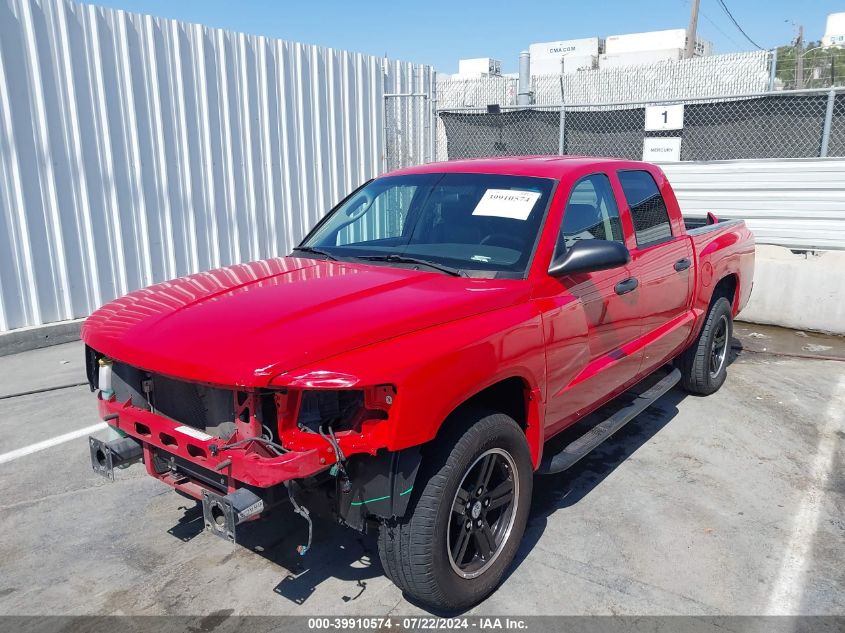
[0,331,842,617]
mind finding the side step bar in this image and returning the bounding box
[538,368,681,475]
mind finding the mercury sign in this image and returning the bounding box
[643,137,682,162]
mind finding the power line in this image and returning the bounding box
[679,0,744,50]
[700,10,744,49]
[681,0,756,51]
[716,0,764,50]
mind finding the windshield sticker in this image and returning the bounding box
[472,189,541,221]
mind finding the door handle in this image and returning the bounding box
[674,258,691,272]
[614,277,639,295]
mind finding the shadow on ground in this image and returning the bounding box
[167,497,382,606]
[165,350,743,613]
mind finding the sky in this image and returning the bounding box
[84,0,842,74]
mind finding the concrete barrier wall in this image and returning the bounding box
[739,246,845,335]
[662,159,845,335]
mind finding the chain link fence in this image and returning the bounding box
[435,50,844,111]
[436,51,772,110]
[532,51,772,106]
[384,93,431,172]
[435,88,845,162]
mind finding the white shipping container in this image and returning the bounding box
[457,57,502,77]
[599,49,684,69]
[606,29,688,54]
[529,37,602,60]
[606,29,711,56]
[529,38,602,75]
[563,54,598,73]
[531,57,563,75]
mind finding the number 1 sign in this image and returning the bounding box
[645,104,684,131]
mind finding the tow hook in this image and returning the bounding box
[285,481,313,556]
[201,488,264,544]
[89,436,143,480]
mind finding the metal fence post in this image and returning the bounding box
[557,76,566,155]
[768,48,777,92]
[558,105,566,155]
[382,94,389,173]
[820,89,836,157]
[429,71,437,163]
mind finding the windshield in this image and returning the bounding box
[299,173,556,278]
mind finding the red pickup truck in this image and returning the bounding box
[83,156,753,610]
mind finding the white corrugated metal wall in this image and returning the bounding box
[0,0,433,332]
[661,158,845,251]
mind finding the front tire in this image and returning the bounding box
[678,296,733,395]
[377,410,532,611]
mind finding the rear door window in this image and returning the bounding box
[617,170,673,247]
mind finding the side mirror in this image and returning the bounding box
[548,240,630,277]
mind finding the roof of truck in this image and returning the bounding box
[386,156,650,179]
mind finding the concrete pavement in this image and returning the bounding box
[0,340,842,616]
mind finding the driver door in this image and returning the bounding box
[538,173,643,436]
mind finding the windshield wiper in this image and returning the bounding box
[291,246,338,261]
[354,254,466,277]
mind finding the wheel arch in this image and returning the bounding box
[343,374,544,528]
[435,375,544,469]
[712,272,739,313]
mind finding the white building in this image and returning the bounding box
[823,13,845,47]
[528,38,603,75]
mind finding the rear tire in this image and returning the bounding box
[678,296,733,395]
[377,410,532,611]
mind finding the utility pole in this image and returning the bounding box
[685,0,701,58]
[795,24,804,88]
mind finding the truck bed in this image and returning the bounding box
[684,217,743,235]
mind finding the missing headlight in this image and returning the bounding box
[296,390,365,433]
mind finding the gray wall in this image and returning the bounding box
[0,0,433,332]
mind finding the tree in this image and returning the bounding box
[775,40,845,89]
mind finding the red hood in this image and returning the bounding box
[82,257,528,386]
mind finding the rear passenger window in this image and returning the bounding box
[617,170,673,246]
[558,174,624,253]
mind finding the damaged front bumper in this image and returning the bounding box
[86,364,416,548]
[88,427,309,547]
[87,386,395,547]
[93,395,337,490]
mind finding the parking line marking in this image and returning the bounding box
[766,376,845,615]
[0,422,107,465]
